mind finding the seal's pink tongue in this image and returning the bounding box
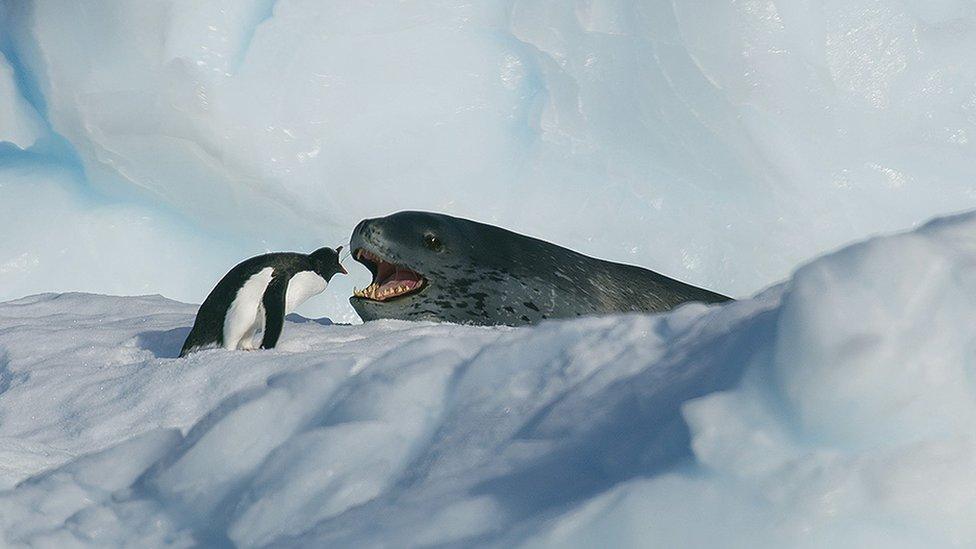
[378,269,422,292]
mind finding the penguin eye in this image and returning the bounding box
[423,233,443,251]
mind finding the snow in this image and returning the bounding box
[1,211,975,546]
[3,1,976,319]
[2,1,976,546]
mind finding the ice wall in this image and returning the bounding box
[2,0,976,317]
[0,51,44,149]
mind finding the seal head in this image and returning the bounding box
[349,211,731,326]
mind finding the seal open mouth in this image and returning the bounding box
[352,249,427,302]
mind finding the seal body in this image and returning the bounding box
[180,247,345,357]
[348,211,730,326]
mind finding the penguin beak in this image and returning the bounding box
[336,245,348,274]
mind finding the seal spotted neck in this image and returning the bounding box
[348,211,730,326]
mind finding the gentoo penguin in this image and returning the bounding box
[180,246,347,357]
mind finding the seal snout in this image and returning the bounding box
[352,218,372,236]
[351,218,393,261]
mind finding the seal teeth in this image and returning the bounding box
[353,280,425,301]
[353,283,381,299]
[350,250,426,302]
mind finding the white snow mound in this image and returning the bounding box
[1,210,975,547]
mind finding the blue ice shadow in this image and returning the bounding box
[467,308,778,517]
[135,316,335,359]
[136,327,192,359]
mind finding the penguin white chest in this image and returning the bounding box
[223,267,275,350]
[285,271,328,313]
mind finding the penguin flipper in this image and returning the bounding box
[260,275,289,349]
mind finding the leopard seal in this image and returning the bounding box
[349,211,731,326]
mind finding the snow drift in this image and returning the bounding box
[1,210,974,547]
[3,0,976,318]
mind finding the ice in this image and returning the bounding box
[528,210,976,547]
[3,1,976,319]
[1,211,975,546]
[0,161,259,307]
[773,220,976,447]
[0,290,762,546]
[0,51,45,150]
[0,430,183,543]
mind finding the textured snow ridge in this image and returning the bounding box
[3,0,976,315]
[2,211,975,547]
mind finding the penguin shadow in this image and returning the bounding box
[135,327,192,359]
[135,316,337,359]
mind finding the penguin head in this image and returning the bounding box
[309,246,347,280]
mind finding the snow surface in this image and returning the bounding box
[2,2,976,545]
[1,211,975,547]
[3,1,976,320]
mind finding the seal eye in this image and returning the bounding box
[423,233,443,251]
